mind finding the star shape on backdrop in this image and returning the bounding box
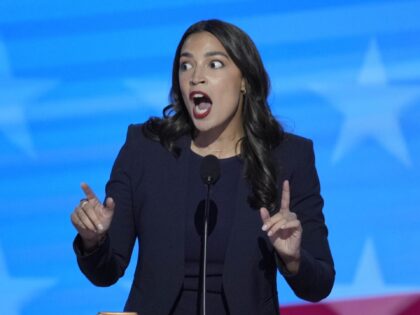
[331,238,420,299]
[312,38,420,166]
[0,246,56,315]
[0,37,57,158]
[327,238,420,315]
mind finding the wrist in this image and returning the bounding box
[280,251,301,275]
[81,234,106,254]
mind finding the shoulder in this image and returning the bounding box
[124,123,148,145]
[271,132,317,177]
[122,123,161,157]
[274,132,314,157]
[124,123,161,151]
[123,122,189,160]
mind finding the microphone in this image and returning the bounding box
[200,155,220,185]
[199,155,220,315]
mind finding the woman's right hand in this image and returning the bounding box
[70,182,115,250]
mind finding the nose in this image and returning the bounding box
[190,66,206,86]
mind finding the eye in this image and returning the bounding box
[180,62,192,71]
[210,60,224,69]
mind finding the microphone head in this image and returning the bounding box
[200,155,220,185]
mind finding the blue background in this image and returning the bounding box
[1,0,419,314]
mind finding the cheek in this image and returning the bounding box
[219,80,242,103]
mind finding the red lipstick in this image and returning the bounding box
[189,91,212,119]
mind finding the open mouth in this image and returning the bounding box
[190,91,212,119]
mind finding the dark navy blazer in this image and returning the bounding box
[74,124,335,315]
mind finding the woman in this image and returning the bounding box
[71,19,335,315]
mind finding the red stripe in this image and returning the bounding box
[280,293,420,315]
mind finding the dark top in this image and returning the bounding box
[184,149,241,288]
[73,124,335,315]
[171,149,241,314]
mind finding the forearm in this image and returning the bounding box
[278,250,301,275]
[279,248,335,302]
[73,234,123,287]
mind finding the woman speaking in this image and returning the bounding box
[71,19,335,315]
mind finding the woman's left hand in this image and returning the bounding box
[260,180,302,274]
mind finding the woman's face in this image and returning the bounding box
[178,31,245,137]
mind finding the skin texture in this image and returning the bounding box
[70,183,115,250]
[178,31,246,158]
[260,180,303,274]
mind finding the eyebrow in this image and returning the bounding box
[180,51,230,59]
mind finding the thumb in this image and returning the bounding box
[104,197,115,214]
[259,207,270,223]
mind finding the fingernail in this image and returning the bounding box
[97,224,103,231]
[267,231,272,236]
[262,225,267,231]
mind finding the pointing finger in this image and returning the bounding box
[280,180,290,213]
[81,182,98,201]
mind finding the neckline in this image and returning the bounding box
[188,145,241,163]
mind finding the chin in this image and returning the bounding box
[192,119,217,134]
[193,123,212,133]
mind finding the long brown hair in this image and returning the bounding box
[143,19,283,211]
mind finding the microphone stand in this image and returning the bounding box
[201,178,211,315]
[199,155,220,315]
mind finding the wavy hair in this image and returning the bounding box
[143,19,284,211]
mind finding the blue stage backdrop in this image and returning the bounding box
[1,1,420,314]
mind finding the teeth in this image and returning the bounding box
[192,93,204,99]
